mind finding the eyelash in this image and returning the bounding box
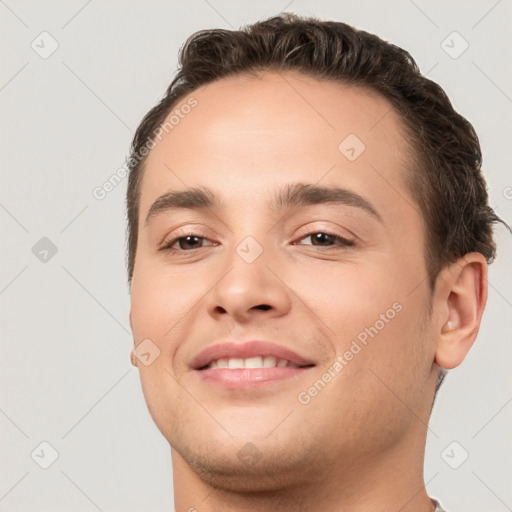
[159,230,354,255]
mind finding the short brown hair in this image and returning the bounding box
[126,12,507,288]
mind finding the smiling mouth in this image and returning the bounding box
[196,357,316,390]
[199,355,315,370]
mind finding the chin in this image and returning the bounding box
[171,431,327,492]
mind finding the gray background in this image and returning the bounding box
[1,1,511,511]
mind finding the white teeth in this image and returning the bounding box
[207,356,294,369]
[228,358,244,369]
[263,356,277,368]
[244,356,264,368]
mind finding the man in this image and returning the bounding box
[126,12,506,512]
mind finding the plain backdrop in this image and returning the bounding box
[1,1,511,511]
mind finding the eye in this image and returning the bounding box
[159,234,216,254]
[159,230,353,255]
[294,231,354,248]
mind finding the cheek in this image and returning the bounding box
[130,264,196,342]
[293,260,401,339]
[295,260,429,381]
[129,273,190,434]
[129,270,193,407]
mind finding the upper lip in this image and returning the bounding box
[190,340,316,370]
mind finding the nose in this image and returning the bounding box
[205,240,292,324]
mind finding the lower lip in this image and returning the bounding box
[196,367,313,390]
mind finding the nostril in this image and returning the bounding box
[255,304,271,311]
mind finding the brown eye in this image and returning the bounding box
[174,235,204,250]
[160,234,215,253]
[297,232,354,248]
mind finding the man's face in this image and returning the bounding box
[129,71,438,487]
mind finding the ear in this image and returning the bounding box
[433,252,488,370]
[130,348,138,367]
[129,312,138,367]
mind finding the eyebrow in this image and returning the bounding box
[144,182,383,226]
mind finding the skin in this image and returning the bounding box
[128,70,488,512]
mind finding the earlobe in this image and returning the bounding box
[128,312,137,366]
[434,253,488,370]
[130,348,138,367]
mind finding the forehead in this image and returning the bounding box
[139,70,414,223]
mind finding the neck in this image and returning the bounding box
[171,425,434,512]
